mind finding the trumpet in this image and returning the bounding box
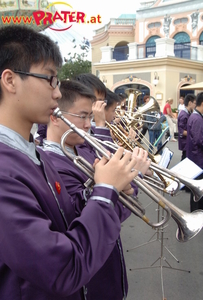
[105,119,203,199]
[53,108,203,242]
[91,135,203,202]
[58,132,171,229]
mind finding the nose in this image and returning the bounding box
[84,118,91,129]
[53,85,62,100]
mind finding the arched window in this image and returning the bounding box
[113,41,129,61]
[146,35,160,57]
[173,32,191,59]
[200,31,203,45]
[173,32,190,43]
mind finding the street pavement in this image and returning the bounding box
[121,138,203,300]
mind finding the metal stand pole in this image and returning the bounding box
[127,203,179,262]
[127,199,190,300]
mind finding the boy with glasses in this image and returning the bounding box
[42,80,150,300]
[0,25,147,300]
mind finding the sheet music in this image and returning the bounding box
[158,147,173,168]
[168,158,203,190]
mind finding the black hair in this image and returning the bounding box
[0,25,62,99]
[196,92,203,107]
[58,80,96,110]
[118,92,128,101]
[105,88,121,109]
[73,73,106,98]
[184,94,196,107]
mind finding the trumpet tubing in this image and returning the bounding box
[54,108,171,229]
[53,108,203,241]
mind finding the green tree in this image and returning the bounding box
[58,53,91,80]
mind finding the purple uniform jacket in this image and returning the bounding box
[0,125,121,300]
[42,127,133,300]
[178,108,190,151]
[36,124,47,145]
[186,110,203,169]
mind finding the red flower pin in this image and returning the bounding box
[55,181,61,194]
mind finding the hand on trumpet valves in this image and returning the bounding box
[131,147,151,176]
[93,147,139,193]
[92,100,107,127]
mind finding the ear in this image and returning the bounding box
[0,69,17,94]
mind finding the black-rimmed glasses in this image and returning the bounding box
[13,70,60,89]
[61,111,94,122]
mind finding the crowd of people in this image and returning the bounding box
[0,24,202,300]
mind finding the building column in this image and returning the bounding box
[196,45,203,61]
[127,42,138,60]
[155,38,175,57]
[100,46,114,63]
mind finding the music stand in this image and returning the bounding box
[127,200,190,300]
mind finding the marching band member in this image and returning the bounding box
[178,94,196,161]
[0,25,144,300]
[42,80,150,300]
[186,92,203,212]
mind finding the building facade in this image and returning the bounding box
[91,0,203,110]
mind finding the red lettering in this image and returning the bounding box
[32,11,45,25]
[53,11,63,23]
[42,12,53,25]
[69,12,76,23]
[22,16,32,24]
[1,16,12,24]
[60,11,71,23]
[77,12,85,23]
[97,15,102,23]
[12,16,21,24]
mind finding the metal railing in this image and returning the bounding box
[174,43,197,60]
[111,42,198,61]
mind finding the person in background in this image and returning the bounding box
[139,94,150,141]
[178,94,196,161]
[186,92,203,212]
[74,74,119,143]
[163,98,178,142]
[118,92,128,112]
[146,111,166,154]
[178,96,185,114]
[0,25,144,300]
[42,80,151,300]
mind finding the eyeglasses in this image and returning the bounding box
[13,70,60,89]
[61,111,94,122]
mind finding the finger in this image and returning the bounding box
[111,147,125,161]
[122,183,132,192]
[122,187,134,195]
[93,158,100,168]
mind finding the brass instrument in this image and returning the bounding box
[53,109,171,229]
[115,95,162,155]
[105,120,169,190]
[60,129,170,228]
[53,108,203,242]
[88,137,203,203]
[125,88,142,117]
